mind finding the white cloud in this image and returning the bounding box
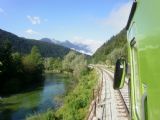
[27,15,41,24]
[71,36,103,55]
[25,29,38,35]
[0,8,6,15]
[0,8,4,13]
[100,2,132,32]
[78,50,92,55]
[71,47,92,55]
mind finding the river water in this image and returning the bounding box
[0,73,69,120]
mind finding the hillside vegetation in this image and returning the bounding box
[0,29,70,58]
[92,29,128,65]
[0,42,44,94]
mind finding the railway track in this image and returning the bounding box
[114,89,129,120]
[102,68,130,120]
[87,65,130,120]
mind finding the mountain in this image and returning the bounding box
[0,29,71,58]
[40,38,60,44]
[40,38,53,43]
[40,38,92,55]
[92,29,128,64]
[60,40,92,54]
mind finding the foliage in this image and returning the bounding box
[56,70,97,120]
[44,57,62,72]
[0,41,17,93]
[92,29,128,65]
[0,42,44,94]
[62,51,88,79]
[0,41,13,76]
[27,110,57,120]
[72,54,87,78]
[22,46,44,74]
[62,51,77,72]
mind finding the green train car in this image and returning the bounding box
[113,0,160,119]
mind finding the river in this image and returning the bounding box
[0,73,70,120]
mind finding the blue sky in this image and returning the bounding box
[0,0,132,54]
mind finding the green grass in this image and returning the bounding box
[26,109,57,120]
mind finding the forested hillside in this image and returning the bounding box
[92,29,128,64]
[0,29,70,58]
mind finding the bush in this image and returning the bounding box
[55,70,98,120]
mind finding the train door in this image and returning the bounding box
[128,22,141,120]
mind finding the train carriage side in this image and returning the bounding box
[126,0,160,120]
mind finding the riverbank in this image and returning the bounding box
[27,69,98,120]
[45,70,71,75]
[45,70,61,74]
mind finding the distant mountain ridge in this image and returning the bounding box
[40,38,92,55]
[0,29,71,58]
[40,38,53,43]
